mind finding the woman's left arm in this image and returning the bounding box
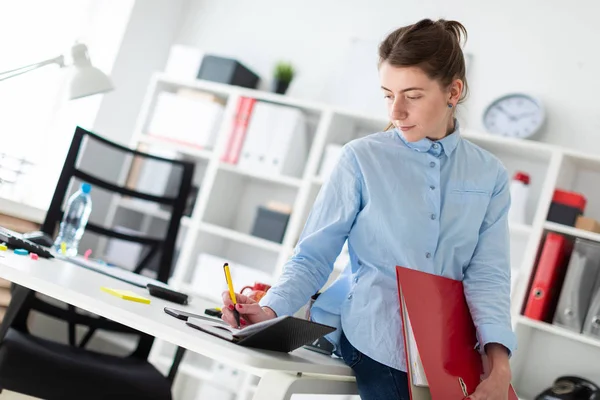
[463,165,516,400]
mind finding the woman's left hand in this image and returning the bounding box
[467,369,511,400]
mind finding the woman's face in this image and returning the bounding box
[379,61,461,142]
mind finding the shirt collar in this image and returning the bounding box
[396,119,461,157]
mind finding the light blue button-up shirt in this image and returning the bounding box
[259,120,517,371]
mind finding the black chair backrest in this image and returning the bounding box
[12,126,194,359]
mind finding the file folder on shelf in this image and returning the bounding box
[523,232,572,322]
[553,237,600,333]
[396,265,519,400]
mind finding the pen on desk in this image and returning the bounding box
[223,262,241,328]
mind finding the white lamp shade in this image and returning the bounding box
[67,42,114,100]
[68,65,113,100]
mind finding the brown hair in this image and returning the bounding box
[379,19,468,130]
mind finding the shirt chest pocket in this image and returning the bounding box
[444,185,492,221]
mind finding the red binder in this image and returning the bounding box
[396,265,519,400]
[523,232,572,322]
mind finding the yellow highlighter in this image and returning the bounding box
[223,263,241,328]
[101,287,151,304]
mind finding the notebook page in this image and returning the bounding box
[405,303,429,386]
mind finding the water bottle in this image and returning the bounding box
[508,171,529,225]
[53,182,92,256]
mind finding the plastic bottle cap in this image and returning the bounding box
[513,172,530,185]
[81,182,91,194]
[14,249,29,256]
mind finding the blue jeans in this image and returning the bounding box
[340,333,410,400]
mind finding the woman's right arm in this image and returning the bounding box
[261,144,364,317]
[222,144,364,326]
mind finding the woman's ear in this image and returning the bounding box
[448,78,463,105]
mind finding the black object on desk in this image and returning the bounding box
[186,315,336,353]
[164,307,224,323]
[0,227,54,258]
[147,284,188,305]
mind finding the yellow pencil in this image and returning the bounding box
[223,263,240,328]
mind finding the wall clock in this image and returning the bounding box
[482,93,545,139]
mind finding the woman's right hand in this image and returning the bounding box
[221,291,277,328]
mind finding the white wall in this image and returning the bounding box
[175,0,600,153]
[77,0,189,252]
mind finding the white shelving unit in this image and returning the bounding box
[99,72,600,399]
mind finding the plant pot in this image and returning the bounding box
[271,79,290,94]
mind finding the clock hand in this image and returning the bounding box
[496,105,516,121]
[516,112,536,119]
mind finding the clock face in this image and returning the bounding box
[483,94,544,139]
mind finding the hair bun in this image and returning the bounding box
[438,19,468,46]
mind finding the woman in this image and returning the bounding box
[221,18,515,400]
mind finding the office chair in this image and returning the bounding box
[0,126,194,400]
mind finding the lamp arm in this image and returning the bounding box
[0,55,65,82]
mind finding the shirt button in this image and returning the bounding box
[429,161,435,168]
[430,213,436,220]
[348,293,353,299]
[433,143,439,149]
[426,252,432,259]
[354,277,359,283]
[429,185,435,190]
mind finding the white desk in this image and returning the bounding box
[0,252,357,400]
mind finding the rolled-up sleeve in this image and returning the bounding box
[463,165,517,356]
[259,144,363,317]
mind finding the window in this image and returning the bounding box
[0,1,134,210]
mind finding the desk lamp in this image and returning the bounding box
[0,42,113,99]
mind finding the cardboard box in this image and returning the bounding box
[576,216,600,234]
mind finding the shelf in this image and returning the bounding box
[312,176,325,186]
[544,221,600,243]
[199,222,283,253]
[218,162,302,188]
[516,315,600,350]
[138,134,213,160]
[117,198,191,227]
[510,222,533,236]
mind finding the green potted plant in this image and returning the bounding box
[271,61,295,94]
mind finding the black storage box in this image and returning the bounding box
[547,189,587,227]
[197,55,259,89]
[251,206,290,243]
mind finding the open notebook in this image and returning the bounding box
[186,315,336,353]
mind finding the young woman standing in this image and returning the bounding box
[222,18,515,400]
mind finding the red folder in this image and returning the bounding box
[396,265,519,400]
[523,232,572,322]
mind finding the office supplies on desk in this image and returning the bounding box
[204,307,223,318]
[0,227,53,258]
[223,262,241,328]
[147,284,188,304]
[57,254,170,289]
[186,315,335,353]
[396,265,519,400]
[100,287,150,304]
[164,307,224,324]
